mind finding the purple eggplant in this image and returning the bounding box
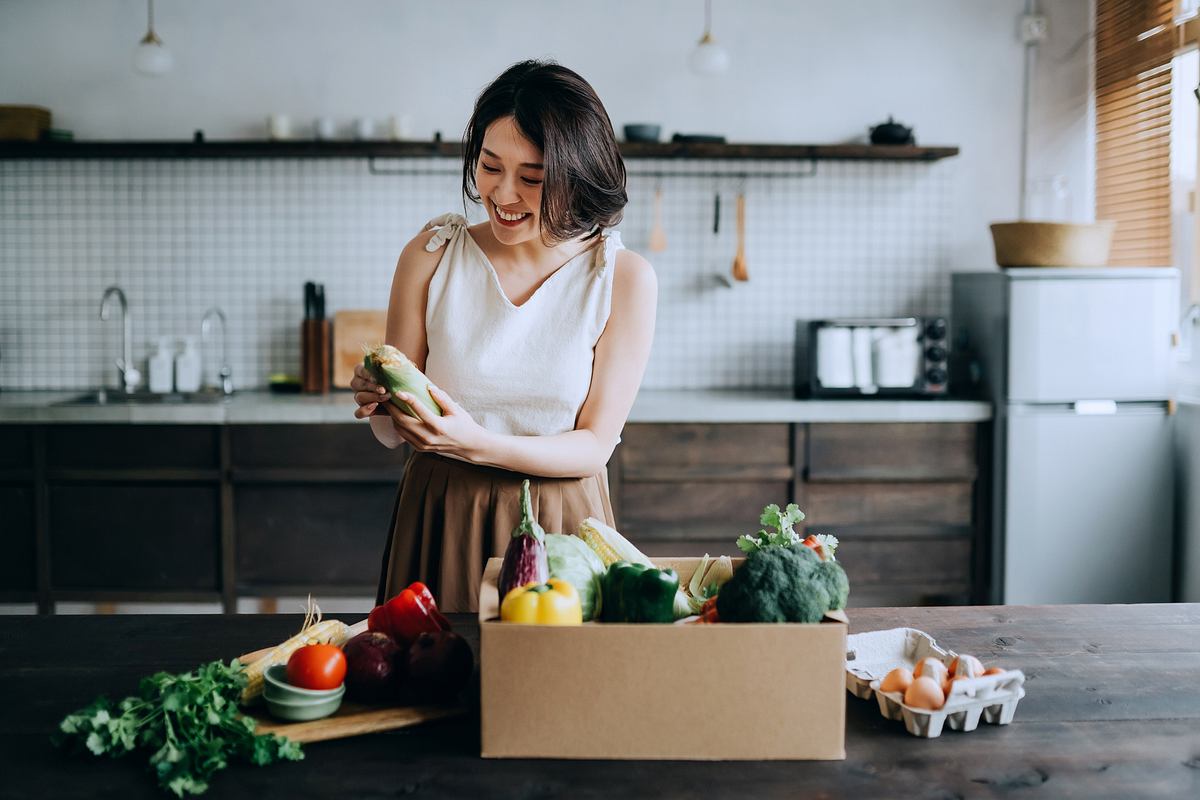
[497,479,548,601]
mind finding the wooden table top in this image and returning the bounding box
[3,604,1198,798]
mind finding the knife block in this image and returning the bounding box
[301,319,332,393]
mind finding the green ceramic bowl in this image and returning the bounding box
[263,664,345,702]
[264,691,344,722]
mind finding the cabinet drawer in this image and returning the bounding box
[837,538,970,586]
[805,482,973,526]
[0,485,36,592]
[46,425,219,470]
[235,484,395,589]
[0,427,33,469]
[49,484,220,590]
[807,423,976,481]
[848,583,971,608]
[620,423,792,477]
[620,479,791,542]
[230,424,405,471]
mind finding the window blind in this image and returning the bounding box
[1095,0,1174,266]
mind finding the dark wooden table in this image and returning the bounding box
[4,605,1199,798]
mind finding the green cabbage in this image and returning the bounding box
[545,533,605,621]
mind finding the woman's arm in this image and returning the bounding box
[353,228,442,449]
[388,249,658,477]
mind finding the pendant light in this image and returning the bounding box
[689,0,730,75]
[134,0,173,77]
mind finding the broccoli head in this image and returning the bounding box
[813,558,850,611]
[716,545,830,623]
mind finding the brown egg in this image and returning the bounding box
[950,654,984,678]
[914,656,948,687]
[945,674,971,697]
[904,676,946,710]
[880,667,914,694]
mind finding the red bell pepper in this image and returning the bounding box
[368,581,451,647]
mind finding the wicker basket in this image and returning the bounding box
[989,221,1116,267]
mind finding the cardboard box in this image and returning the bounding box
[479,556,847,760]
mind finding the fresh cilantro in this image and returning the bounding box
[813,533,840,560]
[736,503,806,554]
[54,659,303,797]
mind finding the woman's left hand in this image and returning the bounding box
[385,386,488,459]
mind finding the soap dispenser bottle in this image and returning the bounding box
[174,336,202,393]
[148,336,174,394]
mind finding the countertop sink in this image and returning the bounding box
[54,389,229,406]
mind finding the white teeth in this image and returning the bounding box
[493,202,529,222]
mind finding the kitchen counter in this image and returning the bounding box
[4,604,1197,799]
[0,388,993,424]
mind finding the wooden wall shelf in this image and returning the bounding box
[0,139,960,162]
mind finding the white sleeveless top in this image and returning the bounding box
[421,213,622,437]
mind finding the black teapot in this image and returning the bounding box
[869,116,915,145]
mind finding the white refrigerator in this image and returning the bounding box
[952,268,1180,604]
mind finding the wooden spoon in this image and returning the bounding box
[649,188,667,252]
[732,192,748,281]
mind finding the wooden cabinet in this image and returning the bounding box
[612,422,985,606]
[49,483,220,591]
[6,416,985,612]
[615,424,797,556]
[229,425,406,598]
[0,427,36,600]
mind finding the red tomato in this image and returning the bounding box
[286,644,347,690]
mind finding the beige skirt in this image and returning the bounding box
[376,451,615,613]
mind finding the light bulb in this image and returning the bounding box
[689,33,730,75]
[133,0,172,77]
[135,37,173,76]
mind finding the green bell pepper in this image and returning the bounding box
[600,561,680,623]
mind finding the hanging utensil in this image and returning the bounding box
[649,187,667,252]
[712,191,732,288]
[732,192,748,282]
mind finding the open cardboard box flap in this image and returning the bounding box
[478,556,847,760]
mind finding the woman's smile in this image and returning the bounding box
[491,199,532,227]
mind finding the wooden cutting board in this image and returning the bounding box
[332,310,387,388]
[243,701,467,744]
[236,620,468,743]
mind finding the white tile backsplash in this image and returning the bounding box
[0,156,955,391]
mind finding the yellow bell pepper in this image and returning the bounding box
[500,578,583,625]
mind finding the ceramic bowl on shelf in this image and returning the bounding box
[623,124,661,143]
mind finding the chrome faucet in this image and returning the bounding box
[201,306,234,395]
[99,286,141,393]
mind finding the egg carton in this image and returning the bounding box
[845,627,1026,739]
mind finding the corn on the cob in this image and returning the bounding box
[362,344,443,419]
[577,517,654,568]
[239,613,350,704]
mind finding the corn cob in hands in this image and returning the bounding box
[363,344,444,419]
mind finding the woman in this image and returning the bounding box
[351,60,657,613]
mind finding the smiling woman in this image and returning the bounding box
[348,60,657,613]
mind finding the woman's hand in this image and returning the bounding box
[385,385,489,460]
[350,363,390,419]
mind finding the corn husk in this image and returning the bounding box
[363,344,443,418]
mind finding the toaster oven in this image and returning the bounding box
[794,317,949,398]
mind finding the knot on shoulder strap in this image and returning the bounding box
[593,229,625,274]
[422,213,469,252]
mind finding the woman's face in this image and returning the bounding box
[475,116,545,246]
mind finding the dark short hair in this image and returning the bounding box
[462,60,628,244]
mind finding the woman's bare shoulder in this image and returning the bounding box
[393,228,445,281]
[612,247,657,290]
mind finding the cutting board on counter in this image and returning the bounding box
[236,623,467,743]
[332,310,387,388]
[243,702,467,744]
